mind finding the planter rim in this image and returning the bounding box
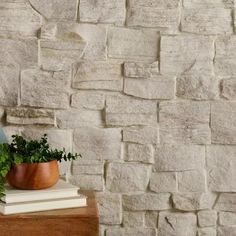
[12,160,58,166]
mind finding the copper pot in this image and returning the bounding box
[6,160,59,190]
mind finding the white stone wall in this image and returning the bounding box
[1,0,236,235]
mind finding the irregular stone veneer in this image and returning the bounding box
[1,0,236,235]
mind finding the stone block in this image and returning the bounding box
[21,69,70,109]
[69,175,104,191]
[182,8,232,35]
[0,0,40,38]
[215,36,236,77]
[211,102,236,144]
[73,127,121,160]
[7,108,55,125]
[128,0,180,8]
[150,172,177,193]
[178,170,206,192]
[96,193,122,225]
[159,101,211,144]
[123,211,144,227]
[127,7,180,34]
[0,64,19,106]
[29,0,78,21]
[56,109,103,129]
[198,228,216,236]
[123,193,171,211]
[160,35,214,76]
[125,144,154,164]
[0,38,38,69]
[218,226,236,236]
[108,27,159,62]
[198,210,217,227]
[177,75,218,100]
[106,95,158,126]
[79,0,126,25]
[72,161,103,175]
[145,211,158,228]
[222,78,236,100]
[124,77,175,99]
[123,126,159,144]
[214,193,236,212]
[158,212,197,236]
[183,0,233,9]
[124,62,159,78]
[154,144,205,171]
[72,61,123,91]
[76,24,107,60]
[106,162,151,193]
[207,145,236,191]
[219,212,236,226]
[71,91,105,110]
[172,193,216,211]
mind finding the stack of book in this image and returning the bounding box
[0,180,87,215]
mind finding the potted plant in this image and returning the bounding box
[0,134,81,197]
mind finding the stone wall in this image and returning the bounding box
[1,0,236,235]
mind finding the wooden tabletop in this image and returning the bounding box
[0,191,99,236]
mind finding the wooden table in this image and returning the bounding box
[0,191,99,236]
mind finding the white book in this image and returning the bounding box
[0,195,87,215]
[1,180,80,204]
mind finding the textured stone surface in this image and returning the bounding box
[124,77,175,99]
[39,24,87,71]
[7,108,55,125]
[123,193,171,211]
[207,146,236,192]
[69,175,104,191]
[106,227,156,236]
[72,61,123,91]
[0,38,38,69]
[198,228,216,236]
[145,211,158,228]
[154,144,205,171]
[159,101,211,144]
[108,27,159,62]
[106,95,157,126]
[106,163,151,193]
[221,78,236,100]
[150,172,177,193]
[214,193,236,212]
[211,102,236,144]
[21,69,69,109]
[128,0,181,8]
[219,212,236,226]
[76,24,107,60]
[198,210,217,227]
[123,126,159,144]
[0,0,41,38]
[73,127,121,160]
[71,91,105,110]
[79,0,126,25]
[218,227,236,236]
[172,193,215,211]
[183,0,233,8]
[96,193,122,225]
[177,75,218,100]
[125,144,154,164]
[72,160,103,175]
[178,170,206,192]
[0,64,19,106]
[56,109,103,128]
[215,37,236,77]
[158,212,197,236]
[124,62,159,78]
[182,9,232,35]
[127,7,180,33]
[29,0,78,21]
[123,211,144,227]
[160,36,214,76]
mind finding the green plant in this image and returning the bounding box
[0,134,81,198]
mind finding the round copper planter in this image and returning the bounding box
[6,160,59,190]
